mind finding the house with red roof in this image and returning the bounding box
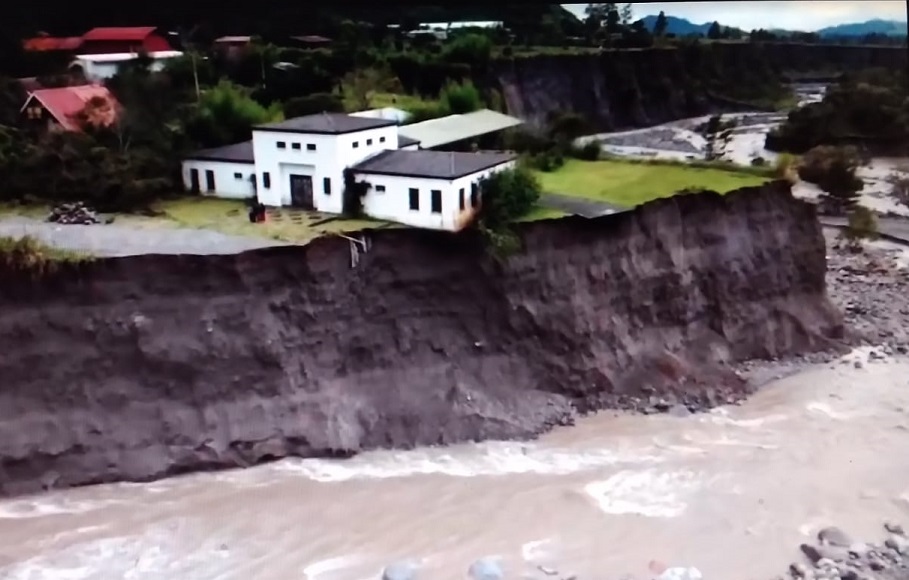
[19,85,120,132]
[77,27,174,54]
[22,34,84,52]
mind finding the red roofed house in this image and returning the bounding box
[22,34,84,52]
[77,27,173,54]
[20,85,120,132]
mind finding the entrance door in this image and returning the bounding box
[189,168,200,193]
[289,174,314,209]
[205,169,215,192]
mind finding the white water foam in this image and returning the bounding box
[271,441,664,482]
[0,497,127,519]
[584,469,711,518]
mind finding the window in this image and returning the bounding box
[291,143,301,150]
[408,188,419,211]
[323,178,331,195]
[470,183,478,207]
[375,184,386,193]
[379,136,386,143]
[307,143,316,151]
[205,170,215,192]
[277,141,286,149]
[263,172,271,188]
[353,141,359,148]
[366,138,373,145]
[459,188,465,210]
[234,172,243,179]
[430,189,442,214]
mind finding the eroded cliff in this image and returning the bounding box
[495,43,908,130]
[0,182,844,496]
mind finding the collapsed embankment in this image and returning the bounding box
[495,43,907,130]
[0,181,844,496]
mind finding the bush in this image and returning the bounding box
[0,235,88,275]
[439,80,482,115]
[476,166,542,230]
[750,156,766,167]
[571,140,602,161]
[841,205,879,251]
[525,151,565,172]
[798,145,864,214]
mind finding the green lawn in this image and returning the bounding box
[534,159,769,207]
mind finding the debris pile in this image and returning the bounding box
[46,202,101,225]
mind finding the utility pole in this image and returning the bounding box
[191,51,201,102]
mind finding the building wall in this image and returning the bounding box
[355,160,515,231]
[252,124,399,212]
[73,55,175,81]
[181,160,256,200]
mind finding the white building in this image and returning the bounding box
[181,112,517,231]
[70,50,184,81]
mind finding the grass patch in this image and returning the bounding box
[534,159,768,207]
[115,196,394,244]
[0,235,91,274]
[0,201,51,219]
[518,205,567,222]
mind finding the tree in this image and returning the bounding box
[342,67,400,111]
[441,33,492,68]
[476,166,542,231]
[184,80,283,148]
[797,145,865,215]
[653,11,669,37]
[619,3,633,25]
[439,80,482,115]
[707,21,722,40]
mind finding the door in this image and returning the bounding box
[205,170,216,192]
[189,168,200,193]
[289,174,314,210]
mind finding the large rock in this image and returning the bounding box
[0,183,845,496]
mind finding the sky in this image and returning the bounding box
[564,2,908,31]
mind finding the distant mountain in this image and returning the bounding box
[640,14,713,36]
[815,19,907,37]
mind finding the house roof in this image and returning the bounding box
[397,109,523,150]
[73,50,183,62]
[184,141,255,164]
[353,150,516,180]
[23,36,84,51]
[81,27,159,41]
[214,36,252,43]
[254,113,397,135]
[291,35,331,43]
[398,135,420,147]
[22,85,119,131]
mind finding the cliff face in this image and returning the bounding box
[0,182,844,496]
[494,43,908,131]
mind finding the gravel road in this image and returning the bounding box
[0,217,288,256]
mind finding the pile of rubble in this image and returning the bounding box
[782,523,909,580]
[46,202,102,225]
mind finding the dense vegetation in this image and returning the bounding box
[767,68,909,154]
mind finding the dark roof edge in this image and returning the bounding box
[183,156,255,164]
[352,156,516,181]
[253,119,398,135]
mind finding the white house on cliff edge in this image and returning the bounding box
[181,112,516,232]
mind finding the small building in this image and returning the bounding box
[182,141,256,199]
[77,27,173,55]
[181,112,516,231]
[213,35,252,59]
[70,51,184,81]
[397,109,523,150]
[19,84,119,132]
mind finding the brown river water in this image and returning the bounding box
[1,349,908,580]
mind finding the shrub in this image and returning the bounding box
[474,166,542,259]
[840,205,879,251]
[571,140,602,161]
[342,168,371,217]
[750,156,766,167]
[797,145,864,214]
[525,151,565,172]
[0,235,88,275]
[439,80,482,114]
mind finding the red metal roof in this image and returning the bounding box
[25,85,120,131]
[23,36,83,51]
[81,27,158,41]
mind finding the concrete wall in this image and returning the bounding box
[181,160,256,200]
[356,160,515,231]
[252,125,398,212]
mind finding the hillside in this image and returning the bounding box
[640,14,715,36]
[816,19,907,37]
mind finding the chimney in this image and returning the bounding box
[323,110,332,128]
[450,151,454,174]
